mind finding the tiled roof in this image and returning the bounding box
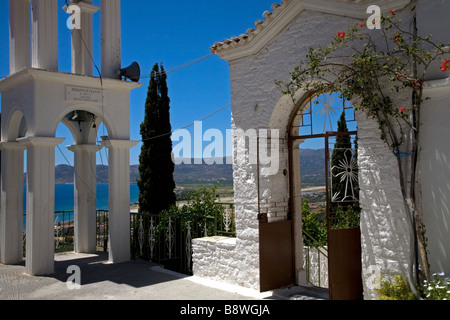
[210,1,285,54]
[210,0,412,57]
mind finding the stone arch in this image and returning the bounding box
[264,87,362,291]
[51,104,116,142]
[4,108,28,142]
[268,87,310,134]
[256,88,314,289]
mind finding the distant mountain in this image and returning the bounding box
[299,148,326,186]
[53,150,325,186]
[53,157,234,185]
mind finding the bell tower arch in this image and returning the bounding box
[0,0,141,275]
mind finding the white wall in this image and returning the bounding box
[192,1,450,299]
[418,81,450,276]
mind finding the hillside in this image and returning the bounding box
[53,149,325,186]
[54,158,234,186]
[298,148,326,186]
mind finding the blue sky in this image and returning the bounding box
[0,0,278,165]
[0,0,354,166]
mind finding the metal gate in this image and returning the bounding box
[287,93,362,299]
[257,93,363,297]
[325,132,363,300]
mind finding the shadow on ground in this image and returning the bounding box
[0,252,265,300]
[49,252,175,288]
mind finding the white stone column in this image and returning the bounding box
[9,0,31,74]
[67,144,102,254]
[103,139,138,263]
[291,139,307,285]
[18,137,65,276]
[66,0,100,76]
[101,0,121,79]
[0,142,26,265]
[31,0,58,71]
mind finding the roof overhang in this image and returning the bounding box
[211,0,411,62]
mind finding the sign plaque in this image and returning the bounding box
[66,86,103,104]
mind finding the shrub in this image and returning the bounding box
[376,274,450,300]
[376,275,416,300]
[301,199,327,247]
[422,275,450,300]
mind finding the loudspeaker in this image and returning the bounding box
[119,62,141,82]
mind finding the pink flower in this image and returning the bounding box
[337,32,347,38]
[399,107,406,113]
[440,59,450,72]
[393,32,401,43]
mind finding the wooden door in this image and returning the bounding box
[259,220,294,292]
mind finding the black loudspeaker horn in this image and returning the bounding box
[119,62,141,82]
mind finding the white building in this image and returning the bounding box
[0,0,141,276]
[192,0,450,300]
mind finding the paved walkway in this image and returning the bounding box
[0,252,327,301]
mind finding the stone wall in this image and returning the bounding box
[418,80,450,277]
[193,8,357,292]
[192,2,450,299]
[356,110,413,300]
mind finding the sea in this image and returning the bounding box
[22,184,140,228]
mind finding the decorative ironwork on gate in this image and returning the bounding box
[330,148,359,203]
[293,92,356,137]
[289,92,362,298]
[130,202,236,275]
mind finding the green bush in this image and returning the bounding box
[331,205,360,229]
[376,275,416,300]
[376,274,450,300]
[301,199,327,247]
[422,275,450,300]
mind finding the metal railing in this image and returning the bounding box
[22,203,236,274]
[130,202,236,275]
[54,210,75,253]
[23,210,111,254]
[303,229,329,288]
[96,210,109,252]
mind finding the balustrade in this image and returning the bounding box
[20,203,235,275]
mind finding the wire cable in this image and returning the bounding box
[139,103,231,143]
[56,145,110,208]
[140,53,214,78]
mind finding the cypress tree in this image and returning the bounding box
[330,110,360,228]
[331,111,352,202]
[138,63,176,215]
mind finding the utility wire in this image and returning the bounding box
[58,29,227,196]
[139,103,231,143]
[140,54,214,78]
[56,145,110,208]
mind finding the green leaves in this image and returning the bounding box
[138,63,176,215]
[377,275,417,300]
[276,13,450,152]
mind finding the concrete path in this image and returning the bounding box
[0,252,278,300]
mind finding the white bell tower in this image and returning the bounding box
[0,0,141,275]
